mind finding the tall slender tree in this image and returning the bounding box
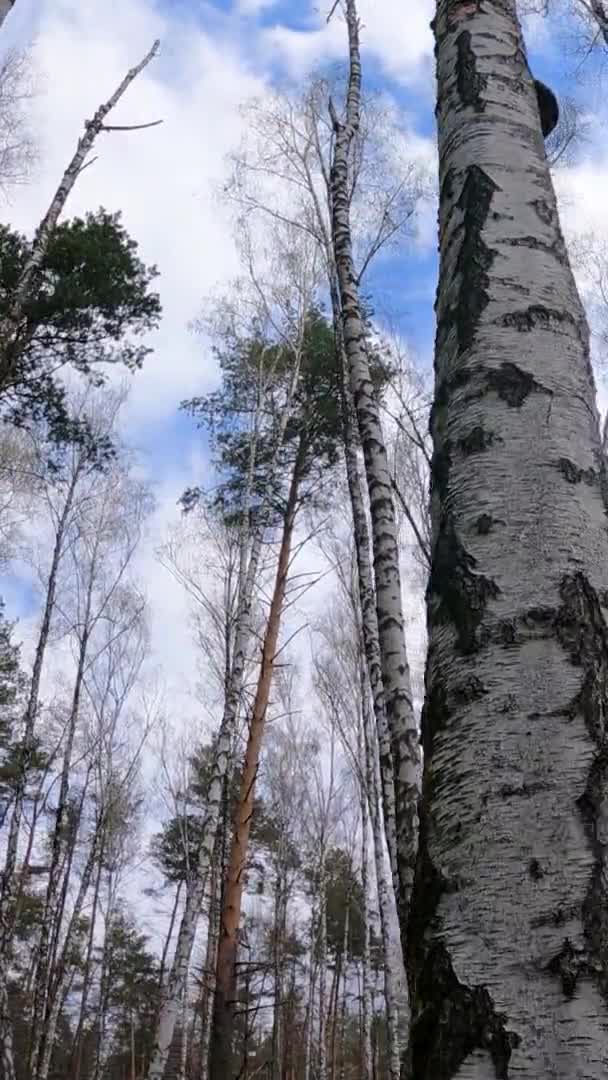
[328,0,420,942]
[408,2,608,1076]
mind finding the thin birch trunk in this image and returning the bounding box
[199,848,221,1080]
[317,847,328,1080]
[147,366,303,1080]
[337,315,400,903]
[29,574,93,1078]
[0,468,78,960]
[159,880,183,994]
[359,755,372,1080]
[0,977,15,1080]
[0,40,160,392]
[271,874,285,1080]
[303,906,317,1080]
[362,673,400,1080]
[329,0,419,935]
[208,438,305,1080]
[36,819,102,1080]
[72,846,104,1080]
[409,2,608,1074]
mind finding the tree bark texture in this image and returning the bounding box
[363,680,401,1080]
[409,2,608,1077]
[329,0,420,932]
[208,439,304,1080]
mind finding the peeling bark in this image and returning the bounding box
[409,2,608,1076]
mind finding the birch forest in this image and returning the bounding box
[1,0,608,1077]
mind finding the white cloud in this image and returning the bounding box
[261,0,434,86]
[238,0,280,14]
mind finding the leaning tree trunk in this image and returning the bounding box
[316,846,328,1080]
[208,439,305,1080]
[332,276,401,908]
[199,844,222,1080]
[29,573,93,1079]
[408,2,608,1077]
[329,0,420,935]
[362,679,401,1080]
[358,731,373,1080]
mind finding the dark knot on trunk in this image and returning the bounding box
[534,79,559,138]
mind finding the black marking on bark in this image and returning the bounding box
[499,780,551,798]
[452,166,498,356]
[428,514,500,655]
[455,31,486,111]
[486,361,543,407]
[430,438,452,510]
[496,619,517,646]
[557,457,598,486]
[531,198,554,226]
[420,667,447,763]
[475,513,494,534]
[547,938,584,999]
[439,166,455,206]
[408,929,520,1079]
[500,234,567,263]
[452,673,487,707]
[555,573,608,1002]
[499,303,578,334]
[446,0,482,30]
[528,858,544,880]
[458,425,497,455]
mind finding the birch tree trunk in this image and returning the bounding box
[0,475,79,1080]
[303,907,317,1080]
[36,819,102,1080]
[317,845,328,1080]
[408,2,608,1076]
[199,850,221,1080]
[208,439,305,1080]
[362,681,400,1080]
[329,0,420,931]
[359,744,372,1080]
[72,848,104,1080]
[333,282,401,907]
[29,578,93,1077]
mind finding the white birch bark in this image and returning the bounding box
[363,677,401,1080]
[303,905,316,1080]
[409,1,608,1076]
[317,847,328,1080]
[359,735,373,1080]
[29,562,95,1076]
[0,39,159,391]
[329,0,420,930]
